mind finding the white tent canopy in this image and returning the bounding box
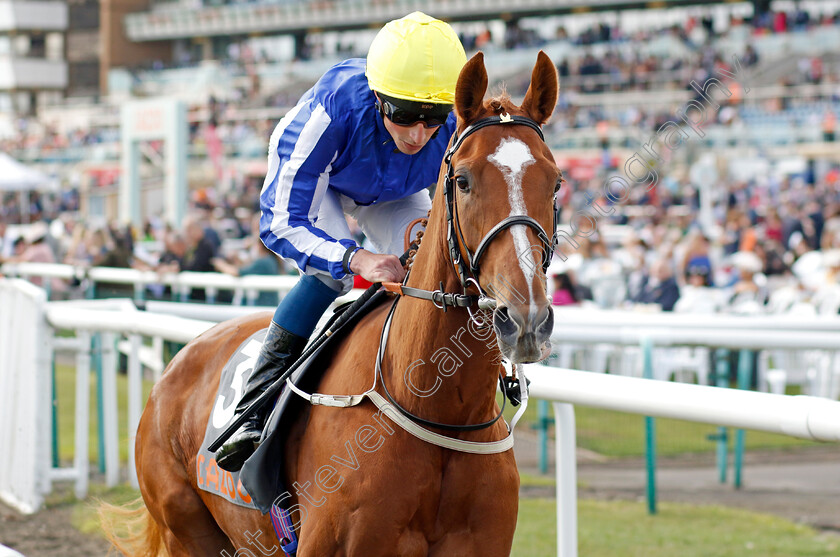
[0,153,58,192]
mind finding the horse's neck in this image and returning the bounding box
[381,201,503,427]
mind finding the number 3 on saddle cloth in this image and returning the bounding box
[196,291,391,555]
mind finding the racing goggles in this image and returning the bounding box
[376,93,452,128]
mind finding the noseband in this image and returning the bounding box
[382,111,559,316]
[443,113,558,306]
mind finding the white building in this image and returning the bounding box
[0,0,68,115]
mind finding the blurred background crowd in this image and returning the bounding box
[6,5,840,158]
[3,0,840,317]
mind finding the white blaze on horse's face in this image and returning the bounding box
[488,137,538,318]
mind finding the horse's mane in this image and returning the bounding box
[485,87,512,115]
[476,87,529,121]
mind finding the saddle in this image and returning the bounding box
[196,289,392,513]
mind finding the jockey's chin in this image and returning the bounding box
[397,141,424,155]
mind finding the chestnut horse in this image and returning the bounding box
[112,51,560,556]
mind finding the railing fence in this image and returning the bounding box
[2,278,840,557]
[0,280,51,514]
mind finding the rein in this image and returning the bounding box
[376,282,510,432]
[287,113,554,453]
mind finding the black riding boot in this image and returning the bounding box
[216,321,308,472]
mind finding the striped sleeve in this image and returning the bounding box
[259,101,356,280]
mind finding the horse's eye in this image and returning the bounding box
[455,175,471,192]
[554,176,564,193]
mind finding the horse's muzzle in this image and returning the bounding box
[493,303,554,363]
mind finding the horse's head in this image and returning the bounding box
[447,51,561,364]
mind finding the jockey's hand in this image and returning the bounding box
[349,249,406,283]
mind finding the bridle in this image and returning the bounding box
[375,112,559,433]
[443,111,558,303]
[285,111,557,448]
[382,111,560,316]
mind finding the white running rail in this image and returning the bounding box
[1,262,300,305]
[3,275,840,557]
[0,280,51,514]
[524,364,840,557]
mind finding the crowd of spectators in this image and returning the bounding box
[4,6,840,317]
[4,159,840,319]
[140,6,840,94]
[549,168,840,316]
[0,189,297,303]
[0,120,117,161]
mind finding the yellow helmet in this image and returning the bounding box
[366,12,466,105]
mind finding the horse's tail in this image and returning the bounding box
[98,496,166,557]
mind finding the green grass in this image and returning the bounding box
[519,472,559,488]
[512,499,839,557]
[573,406,819,457]
[77,488,839,557]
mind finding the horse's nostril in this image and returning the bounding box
[537,306,554,340]
[495,304,552,352]
[494,306,519,340]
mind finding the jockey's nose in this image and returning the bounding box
[407,122,426,143]
[493,303,554,363]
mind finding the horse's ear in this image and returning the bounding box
[521,51,558,125]
[455,52,488,125]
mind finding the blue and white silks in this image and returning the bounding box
[259,58,457,282]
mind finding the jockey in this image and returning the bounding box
[216,12,467,471]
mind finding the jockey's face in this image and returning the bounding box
[382,114,440,155]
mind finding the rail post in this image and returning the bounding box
[100,332,120,487]
[553,402,577,557]
[127,334,143,488]
[714,348,730,483]
[73,330,91,500]
[641,336,657,515]
[734,349,754,489]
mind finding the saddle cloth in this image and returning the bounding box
[196,290,391,513]
[196,327,265,509]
